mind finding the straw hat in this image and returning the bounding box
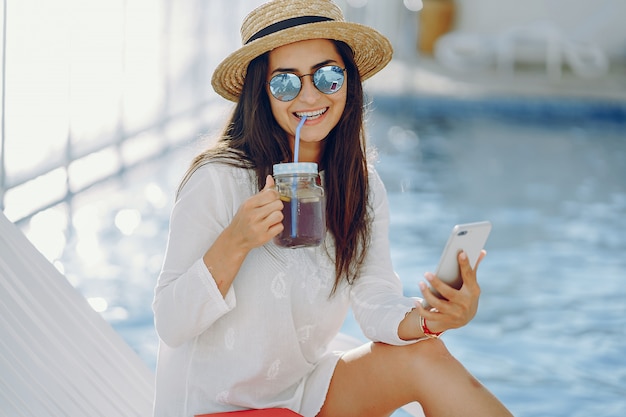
[211,0,394,102]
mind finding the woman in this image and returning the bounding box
[152,1,513,416]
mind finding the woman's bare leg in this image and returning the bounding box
[317,340,513,417]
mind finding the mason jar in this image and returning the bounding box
[272,162,325,248]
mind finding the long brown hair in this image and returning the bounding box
[179,40,371,294]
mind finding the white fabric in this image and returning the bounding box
[0,212,154,417]
[153,163,421,417]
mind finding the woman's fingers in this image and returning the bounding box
[427,272,456,302]
[264,174,275,190]
[418,250,487,331]
[458,250,483,303]
[228,176,284,248]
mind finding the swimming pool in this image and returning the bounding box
[367,95,626,416]
[51,95,625,416]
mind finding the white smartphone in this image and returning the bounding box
[423,221,492,307]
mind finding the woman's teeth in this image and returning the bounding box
[296,108,327,120]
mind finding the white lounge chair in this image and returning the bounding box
[0,212,424,417]
[0,212,154,416]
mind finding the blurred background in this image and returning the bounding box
[1,1,625,416]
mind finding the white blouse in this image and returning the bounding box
[152,162,419,417]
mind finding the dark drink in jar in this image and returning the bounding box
[275,196,325,248]
[272,162,325,248]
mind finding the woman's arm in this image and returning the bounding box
[351,169,483,344]
[202,175,283,296]
[349,169,419,345]
[153,166,283,347]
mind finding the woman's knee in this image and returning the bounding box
[370,339,462,397]
[376,339,454,371]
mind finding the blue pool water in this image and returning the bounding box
[56,95,626,416]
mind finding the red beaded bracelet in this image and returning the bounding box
[420,315,444,338]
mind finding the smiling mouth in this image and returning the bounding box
[295,108,327,120]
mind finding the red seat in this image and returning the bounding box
[196,408,303,417]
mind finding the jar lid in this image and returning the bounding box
[273,162,318,175]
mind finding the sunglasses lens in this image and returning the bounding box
[313,66,345,95]
[269,73,301,102]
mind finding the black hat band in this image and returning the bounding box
[246,16,333,44]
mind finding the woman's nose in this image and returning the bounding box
[297,75,322,103]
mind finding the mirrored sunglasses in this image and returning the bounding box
[268,65,346,102]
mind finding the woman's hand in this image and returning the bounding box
[225,175,284,251]
[416,250,485,334]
